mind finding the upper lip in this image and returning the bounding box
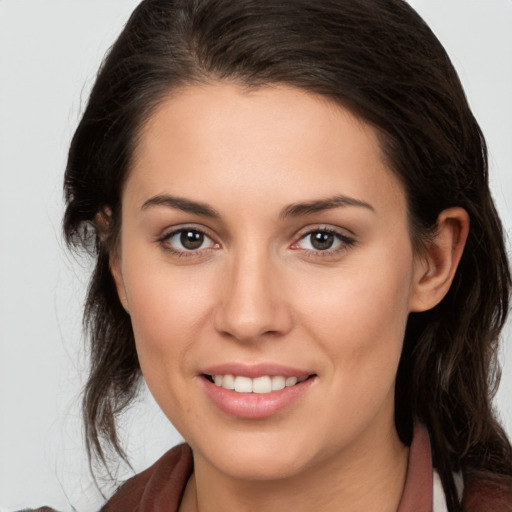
[200,362,315,379]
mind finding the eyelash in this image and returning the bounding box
[292,227,356,257]
[158,226,219,257]
[158,226,355,258]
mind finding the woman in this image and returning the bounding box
[42,0,512,510]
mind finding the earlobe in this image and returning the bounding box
[409,207,469,312]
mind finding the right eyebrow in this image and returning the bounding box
[140,194,221,218]
[280,194,375,219]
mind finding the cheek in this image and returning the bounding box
[298,274,411,441]
[121,263,218,426]
[301,263,411,339]
[296,247,414,388]
[120,250,215,375]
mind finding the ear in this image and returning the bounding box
[95,209,130,314]
[409,207,469,313]
[94,208,112,242]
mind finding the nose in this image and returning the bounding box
[213,249,293,343]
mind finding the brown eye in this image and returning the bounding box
[294,228,354,254]
[310,231,335,250]
[163,228,217,253]
[180,230,204,250]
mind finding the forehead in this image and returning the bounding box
[128,83,406,217]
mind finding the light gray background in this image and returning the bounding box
[0,1,511,510]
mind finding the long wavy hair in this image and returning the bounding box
[63,0,512,509]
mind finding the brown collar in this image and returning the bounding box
[398,424,433,512]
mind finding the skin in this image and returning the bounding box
[111,83,468,512]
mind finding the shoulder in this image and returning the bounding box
[101,443,193,512]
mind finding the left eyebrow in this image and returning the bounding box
[140,194,220,218]
[280,195,375,218]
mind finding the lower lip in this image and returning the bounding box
[201,376,316,419]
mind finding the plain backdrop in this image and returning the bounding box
[0,1,511,510]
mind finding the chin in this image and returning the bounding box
[190,433,307,481]
[208,449,312,481]
[188,427,334,482]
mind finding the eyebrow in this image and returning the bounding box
[280,195,375,218]
[140,193,374,219]
[141,194,220,218]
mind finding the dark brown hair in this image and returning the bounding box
[63,0,512,509]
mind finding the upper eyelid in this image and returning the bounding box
[156,224,355,249]
[159,224,217,241]
[158,227,220,258]
[158,225,220,253]
[289,226,356,254]
[293,224,355,240]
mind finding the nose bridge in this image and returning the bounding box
[214,242,292,342]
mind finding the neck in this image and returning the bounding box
[180,416,410,512]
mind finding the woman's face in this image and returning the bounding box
[113,83,428,481]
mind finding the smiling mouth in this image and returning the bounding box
[203,374,315,393]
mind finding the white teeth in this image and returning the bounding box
[252,376,272,394]
[234,376,253,393]
[271,375,286,391]
[211,374,306,393]
[222,374,235,390]
[285,376,298,386]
